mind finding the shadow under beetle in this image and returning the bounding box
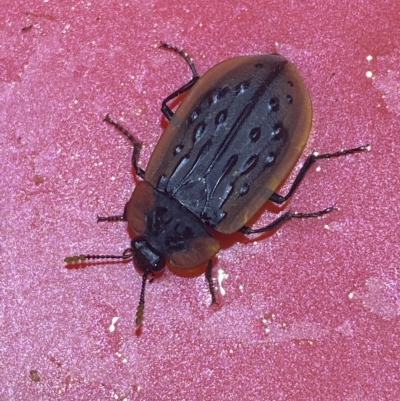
[65,43,369,327]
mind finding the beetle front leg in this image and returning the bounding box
[104,114,145,179]
[239,206,335,234]
[205,259,217,304]
[97,204,128,223]
[159,43,200,120]
[269,145,370,205]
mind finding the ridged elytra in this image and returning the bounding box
[65,43,369,328]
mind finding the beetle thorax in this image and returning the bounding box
[126,181,220,269]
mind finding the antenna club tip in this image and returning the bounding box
[64,255,87,264]
[135,303,145,327]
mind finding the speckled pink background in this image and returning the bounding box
[1,1,399,400]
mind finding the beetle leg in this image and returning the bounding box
[97,202,129,223]
[97,214,126,222]
[205,259,217,304]
[270,145,370,204]
[104,114,146,179]
[159,42,200,121]
[239,206,335,234]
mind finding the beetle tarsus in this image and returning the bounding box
[98,204,128,223]
[104,114,145,179]
[159,43,200,121]
[97,214,126,222]
[270,144,370,205]
[239,206,336,235]
[159,42,199,78]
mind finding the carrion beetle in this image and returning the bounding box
[65,43,369,327]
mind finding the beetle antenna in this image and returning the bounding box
[64,250,133,264]
[135,272,149,327]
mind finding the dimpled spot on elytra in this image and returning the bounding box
[286,94,293,104]
[173,144,184,156]
[249,127,261,143]
[193,122,206,143]
[215,109,228,126]
[268,97,279,112]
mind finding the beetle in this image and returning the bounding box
[65,43,369,327]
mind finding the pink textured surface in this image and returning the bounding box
[1,1,399,400]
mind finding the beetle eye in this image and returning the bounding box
[131,237,165,273]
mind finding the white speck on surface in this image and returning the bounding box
[366,55,373,61]
[109,316,119,332]
[366,70,373,78]
[62,24,71,34]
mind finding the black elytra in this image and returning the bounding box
[65,43,369,327]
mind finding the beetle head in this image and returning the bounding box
[130,237,166,328]
[131,236,166,274]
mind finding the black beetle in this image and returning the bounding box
[65,43,369,326]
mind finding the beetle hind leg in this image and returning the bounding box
[159,42,200,120]
[239,206,336,235]
[270,145,370,205]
